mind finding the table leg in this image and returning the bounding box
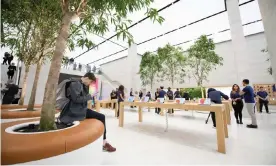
[119,103,124,127]
[148,107,150,112]
[226,104,231,125]
[222,109,229,138]
[138,106,143,122]
[215,111,226,154]
[96,101,100,112]
[115,102,118,117]
[160,108,164,116]
[165,111,168,132]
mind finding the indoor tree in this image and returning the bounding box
[261,48,272,75]
[26,8,58,111]
[38,0,164,130]
[157,44,186,87]
[3,22,38,105]
[2,0,58,106]
[186,35,223,97]
[139,52,161,92]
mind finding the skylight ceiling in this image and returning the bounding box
[72,0,262,66]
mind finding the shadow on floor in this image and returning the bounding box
[123,123,218,153]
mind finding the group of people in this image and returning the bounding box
[2,52,17,80]
[2,52,14,65]
[154,87,188,114]
[122,78,270,130]
[210,79,271,129]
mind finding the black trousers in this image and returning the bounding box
[8,60,12,65]
[8,72,14,80]
[86,109,106,140]
[117,102,121,117]
[232,101,243,122]
[259,100,269,113]
[2,59,7,65]
[211,112,216,127]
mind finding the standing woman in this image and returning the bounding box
[154,88,159,113]
[230,84,244,124]
[117,85,125,117]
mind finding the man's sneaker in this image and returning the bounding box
[103,143,116,152]
[246,124,258,129]
[267,112,271,114]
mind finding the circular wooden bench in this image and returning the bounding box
[1,118,104,165]
[1,104,42,110]
[1,109,43,119]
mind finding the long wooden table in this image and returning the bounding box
[157,100,232,125]
[119,101,228,154]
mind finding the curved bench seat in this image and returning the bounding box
[1,118,104,165]
[1,104,42,110]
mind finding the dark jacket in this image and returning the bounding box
[2,84,19,104]
[207,88,229,104]
[182,92,189,100]
[59,79,92,124]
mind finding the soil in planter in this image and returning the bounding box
[14,122,74,133]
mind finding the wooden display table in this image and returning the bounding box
[119,101,228,154]
[95,99,118,116]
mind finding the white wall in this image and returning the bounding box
[1,65,16,84]
[258,0,276,81]
[100,53,142,96]
[19,60,51,105]
[101,32,274,92]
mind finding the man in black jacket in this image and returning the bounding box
[2,81,19,104]
[59,72,116,152]
[207,88,229,128]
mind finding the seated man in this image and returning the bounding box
[57,72,116,152]
[207,88,229,128]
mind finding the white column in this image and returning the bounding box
[127,44,139,93]
[226,0,251,83]
[258,0,276,81]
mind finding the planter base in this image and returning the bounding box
[1,118,104,165]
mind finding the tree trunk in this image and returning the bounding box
[201,86,205,98]
[39,12,75,131]
[18,66,30,105]
[27,59,42,111]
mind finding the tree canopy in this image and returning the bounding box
[157,44,186,87]
[139,52,161,90]
[187,35,223,86]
